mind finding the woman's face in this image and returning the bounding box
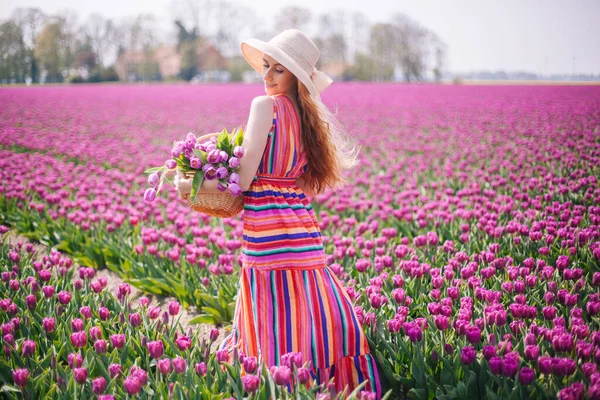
[262,53,297,97]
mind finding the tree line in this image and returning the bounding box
[0,2,447,84]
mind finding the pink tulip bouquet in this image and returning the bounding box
[143,127,245,203]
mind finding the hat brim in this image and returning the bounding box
[240,39,318,98]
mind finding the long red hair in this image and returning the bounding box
[294,81,361,195]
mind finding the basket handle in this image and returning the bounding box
[196,132,221,144]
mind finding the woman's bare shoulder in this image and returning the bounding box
[251,95,275,108]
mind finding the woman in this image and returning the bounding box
[175,29,381,398]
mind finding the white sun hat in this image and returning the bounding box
[240,29,333,101]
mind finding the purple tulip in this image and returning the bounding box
[216,349,229,362]
[524,345,539,361]
[553,358,577,377]
[12,368,29,387]
[123,375,142,395]
[538,356,553,375]
[108,363,123,379]
[129,312,142,327]
[207,149,221,163]
[71,318,84,332]
[73,367,88,384]
[165,159,177,169]
[80,306,92,319]
[175,335,191,351]
[403,322,423,343]
[243,356,257,374]
[42,285,54,298]
[297,367,311,384]
[168,301,180,316]
[195,362,207,376]
[99,307,110,320]
[92,376,107,394]
[57,291,72,305]
[190,157,202,169]
[172,356,187,374]
[233,146,245,158]
[502,357,519,377]
[518,367,535,385]
[110,334,125,349]
[89,326,102,341]
[460,346,476,365]
[144,187,156,203]
[171,143,184,158]
[387,318,402,333]
[242,374,260,393]
[216,181,228,192]
[147,340,164,359]
[281,351,303,369]
[465,325,481,344]
[202,163,216,180]
[70,331,87,349]
[215,166,228,179]
[95,340,108,354]
[228,156,240,169]
[228,172,240,184]
[129,366,148,385]
[157,358,171,375]
[68,352,83,369]
[489,357,503,375]
[271,365,291,386]
[42,317,55,333]
[589,383,600,399]
[148,172,159,186]
[228,183,242,196]
[21,340,36,357]
[25,294,36,310]
[483,345,496,360]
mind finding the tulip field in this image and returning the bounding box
[1,82,600,399]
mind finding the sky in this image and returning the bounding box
[1,0,599,75]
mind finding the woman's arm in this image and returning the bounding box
[236,96,274,192]
[181,96,273,196]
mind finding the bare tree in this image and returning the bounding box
[169,0,214,39]
[429,31,447,82]
[391,13,430,82]
[54,9,80,73]
[274,6,311,32]
[9,7,46,82]
[11,7,46,49]
[0,20,27,82]
[34,21,63,82]
[368,23,396,81]
[212,1,256,57]
[82,13,117,67]
[349,11,370,64]
[315,10,348,66]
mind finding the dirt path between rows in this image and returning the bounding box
[2,230,230,352]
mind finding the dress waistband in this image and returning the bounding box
[253,175,298,187]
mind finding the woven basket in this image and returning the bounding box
[180,132,244,218]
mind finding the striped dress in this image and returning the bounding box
[218,93,381,398]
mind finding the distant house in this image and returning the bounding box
[115,40,226,82]
[153,45,180,78]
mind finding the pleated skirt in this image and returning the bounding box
[218,264,382,398]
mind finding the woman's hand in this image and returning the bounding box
[174,169,192,200]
